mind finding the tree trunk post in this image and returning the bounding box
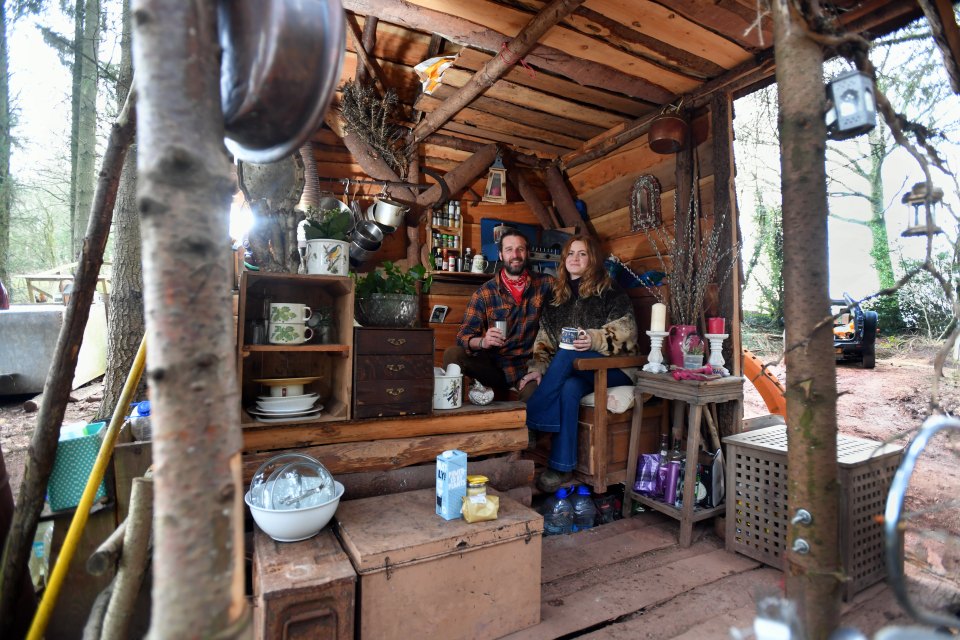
[772,3,842,637]
[132,1,246,637]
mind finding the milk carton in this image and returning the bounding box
[436,449,467,520]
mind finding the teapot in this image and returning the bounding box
[471,254,489,273]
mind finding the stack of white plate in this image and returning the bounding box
[248,393,323,422]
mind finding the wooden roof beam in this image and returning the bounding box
[354,14,379,85]
[340,0,674,102]
[346,12,390,93]
[410,0,586,146]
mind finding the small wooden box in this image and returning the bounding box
[253,527,356,640]
[353,328,434,418]
[335,488,543,640]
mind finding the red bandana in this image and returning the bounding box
[500,270,528,305]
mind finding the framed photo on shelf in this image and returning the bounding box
[429,304,450,324]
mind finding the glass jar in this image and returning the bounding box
[466,475,488,498]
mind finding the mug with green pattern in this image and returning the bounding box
[268,322,313,344]
[269,302,313,324]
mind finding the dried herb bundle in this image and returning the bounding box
[637,167,738,326]
[339,81,408,179]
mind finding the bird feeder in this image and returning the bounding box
[901,182,944,237]
[482,153,507,204]
[825,69,876,140]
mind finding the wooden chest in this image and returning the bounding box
[353,328,434,418]
[253,527,356,640]
[335,488,543,640]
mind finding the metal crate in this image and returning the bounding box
[724,425,902,599]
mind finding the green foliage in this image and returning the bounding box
[892,252,956,338]
[304,207,351,241]
[353,261,432,297]
[743,193,784,325]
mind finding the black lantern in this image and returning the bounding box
[825,69,876,140]
[901,182,944,237]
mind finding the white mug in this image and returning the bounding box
[471,255,489,273]
[268,322,314,345]
[270,302,312,324]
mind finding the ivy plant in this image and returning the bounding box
[353,261,432,297]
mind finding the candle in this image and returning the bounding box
[650,303,666,332]
[707,316,725,334]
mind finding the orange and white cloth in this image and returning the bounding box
[414,55,458,94]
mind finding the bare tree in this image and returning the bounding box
[132,0,246,636]
[71,0,99,255]
[772,3,842,638]
[95,0,143,422]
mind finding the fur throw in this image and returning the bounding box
[527,283,640,380]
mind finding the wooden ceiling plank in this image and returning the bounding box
[654,0,773,52]
[579,0,753,69]
[406,0,699,92]
[340,0,676,102]
[428,83,604,139]
[425,133,547,166]
[415,94,583,148]
[454,48,652,117]
[411,0,587,145]
[442,67,625,128]
[571,5,728,78]
[442,121,571,156]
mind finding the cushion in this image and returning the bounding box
[579,385,636,413]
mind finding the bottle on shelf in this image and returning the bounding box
[541,486,574,536]
[658,433,669,464]
[571,485,598,532]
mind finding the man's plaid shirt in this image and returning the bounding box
[456,270,553,386]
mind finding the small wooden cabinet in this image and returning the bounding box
[237,271,354,425]
[352,328,433,418]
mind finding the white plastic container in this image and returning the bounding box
[433,372,463,410]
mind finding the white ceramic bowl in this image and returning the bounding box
[245,480,344,542]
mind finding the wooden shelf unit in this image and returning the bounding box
[237,271,355,425]
[426,218,464,273]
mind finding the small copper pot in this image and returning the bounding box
[648,114,688,155]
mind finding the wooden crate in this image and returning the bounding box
[237,272,354,424]
[253,527,356,640]
[724,424,903,599]
[335,488,542,640]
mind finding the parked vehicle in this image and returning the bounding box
[832,293,878,369]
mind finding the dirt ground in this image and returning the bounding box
[1,345,959,629]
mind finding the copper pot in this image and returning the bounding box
[648,114,688,155]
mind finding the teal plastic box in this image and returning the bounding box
[47,421,107,511]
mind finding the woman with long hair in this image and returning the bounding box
[519,235,640,492]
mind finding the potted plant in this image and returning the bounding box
[681,335,705,370]
[303,204,352,275]
[353,261,432,327]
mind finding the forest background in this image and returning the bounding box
[1,3,960,384]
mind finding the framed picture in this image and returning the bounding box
[430,304,450,324]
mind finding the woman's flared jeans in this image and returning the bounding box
[526,349,631,471]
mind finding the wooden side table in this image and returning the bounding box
[622,372,744,547]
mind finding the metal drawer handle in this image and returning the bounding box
[387,338,407,346]
[386,363,405,372]
[386,387,405,396]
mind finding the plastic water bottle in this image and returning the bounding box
[541,487,574,536]
[129,400,152,441]
[571,485,598,531]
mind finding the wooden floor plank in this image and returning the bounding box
[542,522,677,583]
[503,547,760,639]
